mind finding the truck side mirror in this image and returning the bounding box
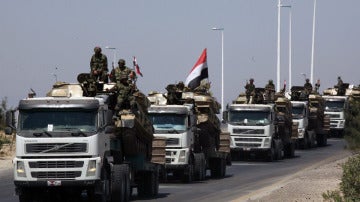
[6,110,16,130]
[191,126,200,133]
[222,111,228,122]
[105,126,115,134]
[4,127,12,135]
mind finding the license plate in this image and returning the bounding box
[47,180,61,186]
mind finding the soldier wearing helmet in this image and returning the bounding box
[113,72,136,112]
[245,78,255,103]
[336,76,345,95]
[265,79,275,101]
[90,46,108,82]
[304,78,313,93]
[110,59,136,83]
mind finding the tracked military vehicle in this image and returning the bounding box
[147,83,230,182]
[223,89,297,161]
[5,74,165,202]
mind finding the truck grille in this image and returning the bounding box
[29,161,84,168]
[166,138,179,145]
[233,129,264,135]
[26,143,87,153]
[329,114,340,118]
[235,143,261,147]
[31,171,81,179]
[234,138,262,142]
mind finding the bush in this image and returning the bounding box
[340,155,360,201]
[344,99,360,151]
[323,98,360,201]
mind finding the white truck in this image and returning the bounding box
[291,101,316,149]
[322,95,348,137]
[223,91,297,161]
[290,86,329,148]
[147,84,230,182]
[5,79,165,202]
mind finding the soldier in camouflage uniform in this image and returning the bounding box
[265,79,275,102]
[304,78,313,94]
[90,46,108,82]
[245,78,255,104]
[114,73,136,112]
[110,59,136,83]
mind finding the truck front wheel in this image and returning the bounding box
[18,188,32,202]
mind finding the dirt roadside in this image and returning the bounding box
[234,150,352,202]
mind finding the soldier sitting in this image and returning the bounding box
[113,73,136,114]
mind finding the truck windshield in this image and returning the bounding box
[149,113,187,133]
[325,100,345,111]
[229,110,270,125]
[292,106,305,119]
[18,109,97,133]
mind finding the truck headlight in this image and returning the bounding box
[339,120,345,127]
[86,160,97,176]
[178,150,186,163]
[264,138,271,148]
[298,128,305,138]
[16,161,26,178]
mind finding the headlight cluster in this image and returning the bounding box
[264,138,271,148]
[86,160,97,176]
[16,161,26,178]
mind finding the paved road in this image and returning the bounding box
[0,138,349,202]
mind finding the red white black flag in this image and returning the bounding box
[133,56,143,77]
[185,48,209,89]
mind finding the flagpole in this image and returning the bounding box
[212,27,224,115]
[310,0,317,84]
[277,0,282,92]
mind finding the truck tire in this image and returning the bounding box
[298,132,309,149]
[266,147,275,162]
[194,153,206,181]
[138,170,159,197]
[284,142,295,158]
[121,164,131,202]
[210,158,226,178]
[182,164,194,183]
[317,133,327,147]
[19,189,32,202]
[110,164,126,202]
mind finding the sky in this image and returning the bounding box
[1,0,359,109]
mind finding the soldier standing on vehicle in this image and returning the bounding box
[336,76,345,95]
[304,78,313,94]
[90,46,108,83]
[265,79,275,102]
[245,78,255,104]
[110,59,136,83]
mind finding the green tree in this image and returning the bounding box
[0,97,7,130]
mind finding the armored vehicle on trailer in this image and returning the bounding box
[147,83,230,182]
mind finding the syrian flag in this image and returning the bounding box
[185,48,209,89]
[133,56,143,77]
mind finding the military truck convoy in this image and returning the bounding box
[223,88,298,161]
[147,83,230,181]
[290,86,330,148]
[4,47,356,201]
[5,74,165,202]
